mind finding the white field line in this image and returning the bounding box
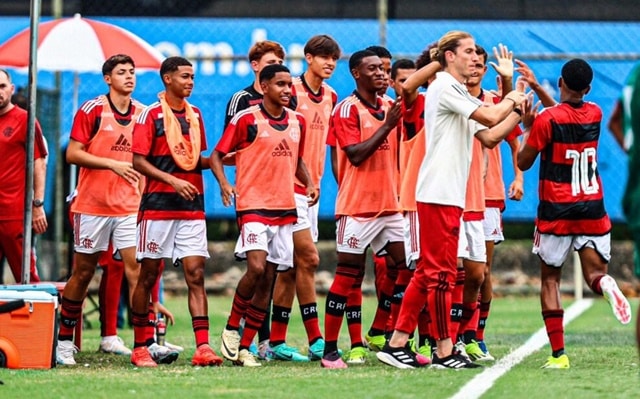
[450,299,594,399]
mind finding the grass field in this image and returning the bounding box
[0,294,637,399]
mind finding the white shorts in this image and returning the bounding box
[235,222,294,269]
[73,214,136,254]
[292,193,319,242]
[457,217,469,259]
[483,207,504,244]
[463,220,487,262]
[336,213,404,255]
[403,211,420,269]
[136,219,209,262]
[532,230,611,267]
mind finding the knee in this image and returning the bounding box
[184,266,205,287]
[296,251,319,273]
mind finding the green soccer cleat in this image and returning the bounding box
[346,346,368,364]
[465,340,494,362]
[417,344,432,359]
[271,343,310,362]
[364,334,386,352]
[541,354,570,369]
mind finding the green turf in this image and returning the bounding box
[0,295,637,399]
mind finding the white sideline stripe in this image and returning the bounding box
[450,299,594,399]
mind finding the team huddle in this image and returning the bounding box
[13,29,629,369]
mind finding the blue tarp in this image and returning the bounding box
[1,17,637,222]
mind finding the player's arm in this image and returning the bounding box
[296,158,318,206]
[210,118,244,207]
[608,101,626,151]
[401,60,440,107]
[32,156,48,234]
[506,136,524,200]
[517,96,543,171]
[474,112,522,149]
[515,59,557,107]
[342,97,402,166]
[67,110,140,185]
[470,90,526,127]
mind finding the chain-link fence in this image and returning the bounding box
[1,15,640,278]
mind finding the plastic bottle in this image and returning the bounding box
[156,315,166,346]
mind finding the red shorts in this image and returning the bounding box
[0,219,39,283]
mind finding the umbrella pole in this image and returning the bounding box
[21,0,42,285]
[69,72,79,192]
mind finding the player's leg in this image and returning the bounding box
[98,250,130,355]
[577,236,631,325]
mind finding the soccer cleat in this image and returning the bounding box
[99,336,132,355]
[164,341,185,353]
[417,344,432,359]
[320,351,348,369]
[454,340,471,362]
[541,354,570,369]
[148,343,179,364]
[376,344,423,369]
[271,343,310,362]
[234,349,262,367]
[465,340,494,362]
[220,328,241,361]
[131,346,158,368]
[346,346,368,364]
[364,333,386,352]
[191,344,223,366]
[56,340,78,366]
[257,340,274,361]
[431,350,483,369]
[600,275,632,325]
[308,338,325,360]
[476,340,495,361]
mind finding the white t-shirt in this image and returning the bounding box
[415,71,483,208]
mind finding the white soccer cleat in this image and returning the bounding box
[234,349,262,367]
[99,336,132,355]
[56,340,78,366]
[600,275,632,325]
[147,343,179,364]
[220,328,241,361]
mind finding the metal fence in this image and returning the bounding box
[2,16,640,278]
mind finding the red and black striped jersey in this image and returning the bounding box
[132,102,208,221]
[527,101,610,235]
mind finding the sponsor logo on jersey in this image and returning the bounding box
[272,139,293,157]
[111,134,132,152]
[103,124,114,131]
[377,137,390,151]
[173,142,188,156]
[3,127,13,137]
[310,112,324,131]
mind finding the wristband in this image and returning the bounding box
[513,108,522,117]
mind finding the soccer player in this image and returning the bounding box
[224,40,285,129]
[518,58,632,369]
[459,44,524,362]
[321,49,404,369]
[213,64,316,367]
[0,68,47,284]
[222,40,286,358]
[608,61,640,358]
[268,34,340,362]
[131,56,223,368]
[395,48,442,359]
[57,55,148,365]
[378,31,526,369]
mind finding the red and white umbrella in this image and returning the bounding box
[0,13,164,72]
